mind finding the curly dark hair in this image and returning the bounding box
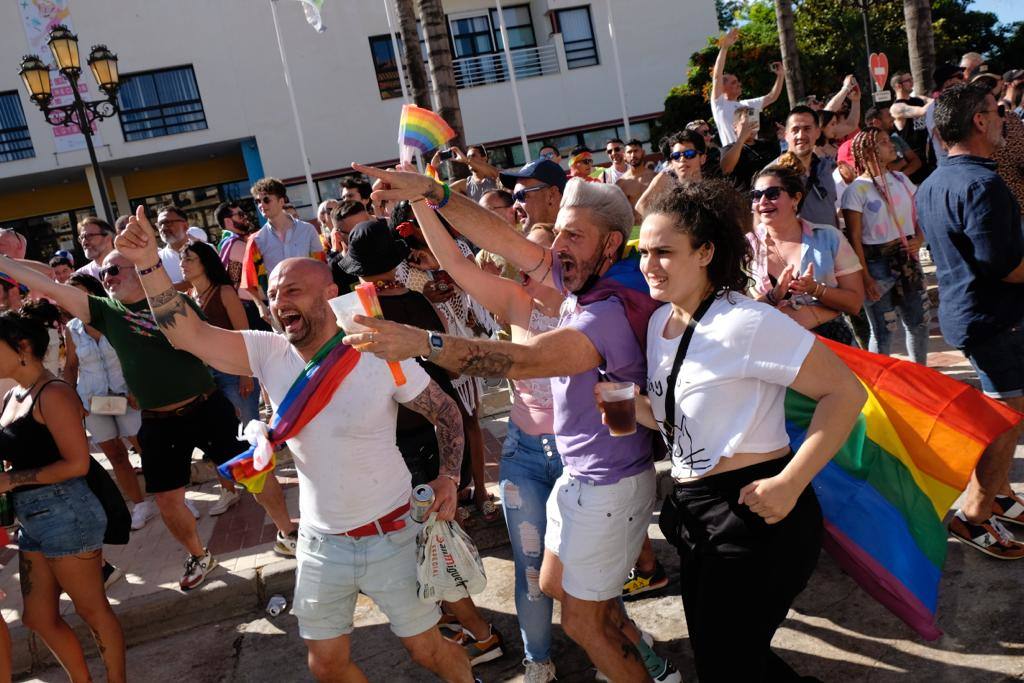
[646,180,752,295]
[0,300,60,359]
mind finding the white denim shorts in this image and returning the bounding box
[291,517,440,640]
[544,468,655,601]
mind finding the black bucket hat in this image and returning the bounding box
[338,219,410,277]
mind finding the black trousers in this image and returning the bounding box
[660,455,822,682]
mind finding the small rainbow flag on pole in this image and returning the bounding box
[787,338,1021,640]
[398,104,456,164]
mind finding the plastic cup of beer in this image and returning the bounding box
[329,292,372,348]
[599,381,637,437]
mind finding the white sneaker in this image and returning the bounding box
[524,658,557,683]
[184,498,200,519]
[130,500,158,530]
[179,548,217,591]
[274,530,297,556]
[208,487,240,516]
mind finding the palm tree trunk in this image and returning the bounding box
[394,0,432,109]
[903,0,935,95]
[774,0,804,108]
[417,0,468,174]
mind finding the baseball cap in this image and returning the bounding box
[499,159,568,194]
[1004,69,1024,83]
[933,63,964,86]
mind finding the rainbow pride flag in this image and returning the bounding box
[398,104,456,155]
[218,331,360,492]
[787,338,1021,640]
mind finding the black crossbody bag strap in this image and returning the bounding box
[662,295,716,444]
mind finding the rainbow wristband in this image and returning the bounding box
[424,182,451,211]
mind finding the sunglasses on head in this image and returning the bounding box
[750,186,785,202]
[512,184,550,203]
[670,149,700,161]
[99,264,121,280]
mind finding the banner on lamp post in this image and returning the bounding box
[18,0,103,153]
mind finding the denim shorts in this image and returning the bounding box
[962,322,1024,399]
[13,476,106,557]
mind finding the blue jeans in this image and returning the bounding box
[864,253,930,364]
[212,369,261,425]
[498,421,563,664]
[14,477,106,557]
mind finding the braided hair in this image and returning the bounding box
[850,127,895,213]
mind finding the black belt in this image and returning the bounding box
[141,388,215,420]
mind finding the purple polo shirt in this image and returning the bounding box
[551,256,653,484]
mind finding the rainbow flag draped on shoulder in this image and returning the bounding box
[581,251,1021,639]
[218,331,360,493]
[787,339,1020,640]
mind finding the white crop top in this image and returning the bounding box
[646,295,814,481]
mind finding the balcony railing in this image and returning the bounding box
[453,43,559,89]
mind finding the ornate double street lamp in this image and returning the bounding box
[18,25,121,223]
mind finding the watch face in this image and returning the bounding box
[430,333,444,349]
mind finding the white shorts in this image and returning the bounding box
[544,468,655,601]
[85,409,142,444]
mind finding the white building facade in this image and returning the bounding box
[0,0,716,258]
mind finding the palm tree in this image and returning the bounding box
[393,0,432,109]
[903,0,935,95]
[417,0,468,163]
[774,0,804,107]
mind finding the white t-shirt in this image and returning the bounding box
[712,95,767,146]
[646,296,814,481]
[840,173,917,245]
[601,165,628,184]
[75,260,102,280]
[242,331,430,534]
[159,246,184,284]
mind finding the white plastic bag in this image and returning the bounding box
[416,513,487,603]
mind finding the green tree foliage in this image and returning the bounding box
[656,0,1021,144]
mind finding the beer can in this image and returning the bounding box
[0,493,14,528]
[266,594,287,617]
[410,484,435,523]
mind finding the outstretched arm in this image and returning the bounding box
[353,163,553,288]
[115,206,253,377]
[0,256,90,322]
[711,28,739,101]
[401,380,464,521]
[760,62,785,107]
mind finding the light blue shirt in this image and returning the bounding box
[251,216,324,277]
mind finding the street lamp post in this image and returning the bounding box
[18,25,121,224]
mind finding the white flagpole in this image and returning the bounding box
[270,0,320,207]
[383,0,423,172]
[605,0,631,139]
[495,0,531,162]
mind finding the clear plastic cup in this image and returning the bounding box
[598,381,637,437]
[329,292,371,334]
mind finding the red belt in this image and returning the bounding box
[337,503,411,537]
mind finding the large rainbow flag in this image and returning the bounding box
[788,338,1020,640]
[218,331,360,492]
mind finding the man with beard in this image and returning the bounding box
[348,164,682,683]
[0,250,298,588]
[156,205,190,283]
[778,106,840,227]
[74,217,116,280]
[600,138,630,184]
[215,202,269,329]
[114,209,475,682]
[615,140,656,213]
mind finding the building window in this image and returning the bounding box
[489,5,537,51]
[369,35,403,101]
[116,65,208,142]
[555,6,599,69]
[450,14,495,59]
[0,91,35,162]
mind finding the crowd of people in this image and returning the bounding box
[0,26,1020,683]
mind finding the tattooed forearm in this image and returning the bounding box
[9,469,40,487]
[147,287,191,329]
[402,381,465,478]
[455,343,513,378]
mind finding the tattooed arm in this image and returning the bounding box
[346,318,603,380]
[115,206,253,377]
[400,380,465,521]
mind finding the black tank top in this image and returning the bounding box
[0,380,66,473]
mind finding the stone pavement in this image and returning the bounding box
[6,316,1024,680]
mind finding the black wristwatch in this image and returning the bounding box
[422,331,444,363]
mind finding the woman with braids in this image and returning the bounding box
[841,127,930,364]
[747,155,865,344]
[0,303,125,682]
[601,180,865,681]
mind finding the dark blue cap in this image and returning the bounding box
[499,159,567,194]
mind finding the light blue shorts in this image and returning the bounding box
[291,516,440,640]
[14,477,106,558]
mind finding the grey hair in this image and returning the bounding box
[558,178,634,246]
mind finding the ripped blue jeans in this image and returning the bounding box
[499,421,564,664]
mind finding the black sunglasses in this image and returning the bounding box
[99,264,121,280]
[670,149,700,161]
[512,184,550,203]
[750,187,785,202]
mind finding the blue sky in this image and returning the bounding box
[970,0,1024,25]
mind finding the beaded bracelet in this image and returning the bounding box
[424,182,451,211]
[138,260,164,276]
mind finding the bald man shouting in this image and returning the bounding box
[115,209,474,682]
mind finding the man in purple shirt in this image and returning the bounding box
[346,164,681,683]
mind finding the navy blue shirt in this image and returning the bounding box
[916,154,1024,348]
